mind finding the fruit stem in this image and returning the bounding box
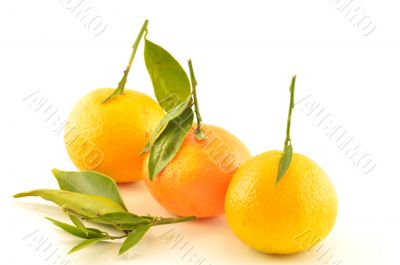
[284,75,296,148]
[188,59,206,140]
[275,75,297,185]
[102,20,149,103]
[151,216,196,226]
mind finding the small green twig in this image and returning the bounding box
[89,216,195,240]
[103,20,149,103]
[284,75,296,148]
[276,75,297,185]
[188,59,205,140]
[151,215,196,226]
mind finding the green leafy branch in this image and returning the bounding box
[276,75,297,184]
[45,211,194,255]
[142,36,206,180]
[14,169,195,255]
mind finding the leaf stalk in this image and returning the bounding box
[103,20,149,103]
[188,59,205,140]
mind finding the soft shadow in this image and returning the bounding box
[117,181,143,192]
[13,200,61,216]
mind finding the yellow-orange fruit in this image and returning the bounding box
[65,88,164,183]
[144,125,251,218]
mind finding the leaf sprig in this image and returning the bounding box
[143,35,206,180]
[14,169,195,255]
[276,75,297,184]
[100,20,206,181]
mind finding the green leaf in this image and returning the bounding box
[46,217,102,239]
[69,214,88,235]
[91,212,150,225]
[87,227,105,235]
[142,100,190,154]
[14,189,126,219]
[119,225,151,255]
[68,238,105,254]
[144,39,191,111]
[148,107,194,180]
[52,169,127,211]
[276,145,293,184]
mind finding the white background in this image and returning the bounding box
[1,0,399,264]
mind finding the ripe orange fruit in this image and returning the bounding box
[143,125,251,218]
[225,150,338,254]
[65,88,164,183]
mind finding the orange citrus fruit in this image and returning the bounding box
[225,150,338,254]
[143,125,251,218]
[65,88,164,183]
